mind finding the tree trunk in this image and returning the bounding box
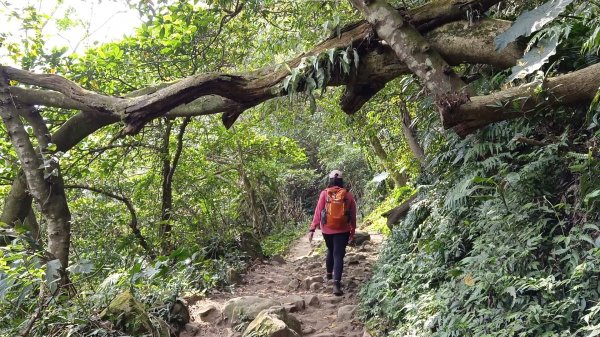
[2,13,520,135]
[0,72,71,271]
[383,193,418,229]
[399,100,426,167]
[367,133,408,188]
[159,119,173,253]
[235,138,263,234]
[1,111,117,237]
[445,62,600,135]
[348,0,468,103]
[159,117,191,253]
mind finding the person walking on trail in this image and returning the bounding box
[307,170,357,296]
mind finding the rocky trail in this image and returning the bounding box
[180,230,383,337]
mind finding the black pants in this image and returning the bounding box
[323,232,350,282]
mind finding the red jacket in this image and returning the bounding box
[310,188,357,236]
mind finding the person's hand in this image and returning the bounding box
[348,234,354,245]
[307,231,314,242]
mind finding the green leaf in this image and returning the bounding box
[584,189,600,205]
[45,259,62,293]
[327,48,335,64]
[316,67,325,88]
[66,259,93,274]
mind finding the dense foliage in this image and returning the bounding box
[0,1,394,335]
[359,1,600,336]
[0,0,599,336]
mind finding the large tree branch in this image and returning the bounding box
[348,0,468,103]
[446,63,600,136]
[4,17,521,132]
[0,0,508,135]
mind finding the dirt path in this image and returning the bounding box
[182,231,383,337]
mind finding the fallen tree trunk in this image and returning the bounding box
[383,193,418,229]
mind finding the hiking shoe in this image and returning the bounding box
[333,281,344,296]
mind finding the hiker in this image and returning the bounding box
[307,170,356,296]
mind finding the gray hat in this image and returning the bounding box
[328,170,343,178]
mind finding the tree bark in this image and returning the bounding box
[446,62,600,136]
[0,111,117,235]
[348,0,481,139]
[399,100,426,167]
[348,0,468,102]
[158,117,191,253]
[0,71,72,270]
[383,193,418,229]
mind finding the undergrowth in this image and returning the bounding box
[359,116,600,337]
[364,186,415,235]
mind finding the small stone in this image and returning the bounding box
[197,304,221,323]
[321,296,343,304]
[346,254,360,265]
[184,323,200,333]
[283,303,297,313]
[303,295,320,307]
[271,255,286,264]
[337,305,357,321]
[353,232,371,245]
[313,333,335,337]
[309,282,322,291]
[311,275,324,283]
[302,326,316,334]
[280,295,305,312]
[302,278,312,289]
[363,329,374,337]
[346,280,358,291]
[287,279,301,290]
[309,262,322,269]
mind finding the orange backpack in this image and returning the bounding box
[320,187,351,230]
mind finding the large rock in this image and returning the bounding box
[337,305,357,322]
[279,295,305,312]
[242,306,302,337]
[100,291,169,337]
[302,276,323,289]
[197,304,221,323]
[303,295,320,307]
[223,296,281,325]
